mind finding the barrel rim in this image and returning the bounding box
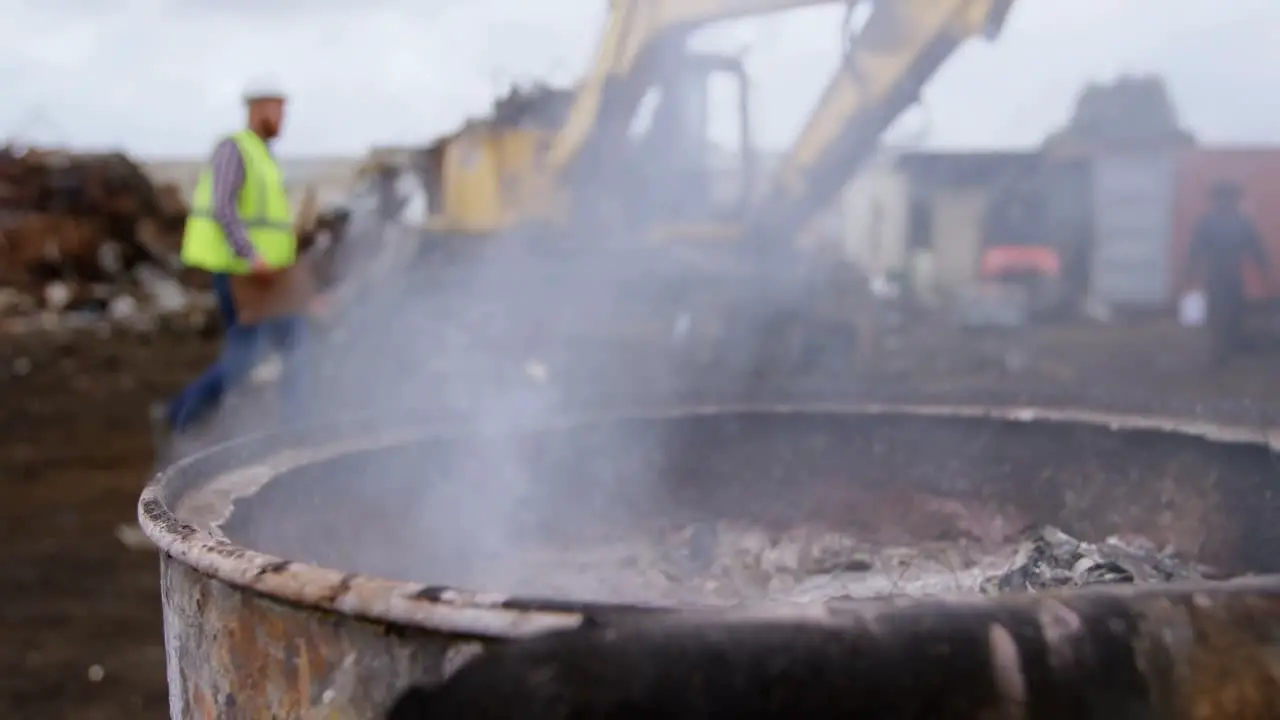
[137,402,1280,639]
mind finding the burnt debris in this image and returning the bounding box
[980,525,1217,595]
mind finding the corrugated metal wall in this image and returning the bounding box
[1087,153,1178,307]
[840,156,910,277]
[1172,147,1280,301]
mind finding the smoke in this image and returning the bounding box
[198,10,913,594]
[274,218,656,586]
[190,23,1243,597]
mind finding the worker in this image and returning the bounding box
[1185,181,1270,366]
[157,77,321,442]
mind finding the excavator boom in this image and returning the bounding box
[375,0,1016,243]
[548,0,1017,245]
[748,0,1017,243]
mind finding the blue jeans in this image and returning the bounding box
[167,315,310,432]
[164,274,236,431]
[211,273,236,327]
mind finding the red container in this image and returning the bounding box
[1172,147,1280,301]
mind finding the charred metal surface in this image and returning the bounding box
[387,583,1280,719]
[139,404,1280,718]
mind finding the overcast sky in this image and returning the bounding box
[0,0,1275,157]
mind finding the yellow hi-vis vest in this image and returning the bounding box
[180,129,296,274]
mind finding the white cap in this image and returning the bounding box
[242,76,287,103]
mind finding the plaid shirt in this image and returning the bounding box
[209,136,262,260]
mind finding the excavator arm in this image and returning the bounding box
[549,0,1015,244]
[408,0,1014,242]
[747,0,1017,243]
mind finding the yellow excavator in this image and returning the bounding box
[347,0,1018,387]
[403,0,1015,238]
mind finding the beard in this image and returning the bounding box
[257,116,281,138]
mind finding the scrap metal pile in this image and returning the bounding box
[0,144,211,333]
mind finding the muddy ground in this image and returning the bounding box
[1,313,1277,718]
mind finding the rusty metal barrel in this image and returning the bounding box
[139,404,1280,718]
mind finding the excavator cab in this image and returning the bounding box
[557,41,755,244]
[621,51,754,227]
[381,45,753,246]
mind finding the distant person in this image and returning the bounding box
[154,78,323,450]
[1185,181,1270,365]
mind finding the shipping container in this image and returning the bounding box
[1087,153,1178,307]
[1171,147,1280,301]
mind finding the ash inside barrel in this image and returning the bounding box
[481,521,1024,606]
[457,471,1227,609]
[473,520,1228,607]
[979,525,1218,595]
